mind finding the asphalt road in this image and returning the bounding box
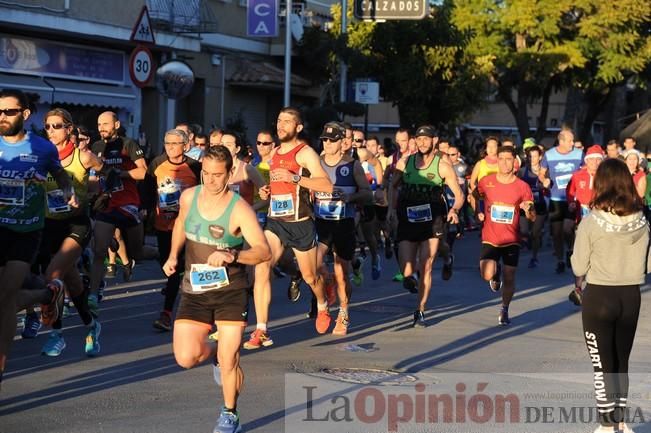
[2,231,650,433]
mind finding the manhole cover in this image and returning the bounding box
[353,304,412,314]
[315,368,418,385]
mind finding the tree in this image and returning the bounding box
[452,0,651,142]
[323,0,488,130]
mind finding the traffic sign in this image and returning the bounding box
[129,46,154,88]
[131,6,156,45]
[354,0,427,20]
[355,81,379,104]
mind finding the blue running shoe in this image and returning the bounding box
[85,320,101,356]
[213,407,242,433]
[42,331,66,356]
[22,313,41,339]
[371,255,381,281]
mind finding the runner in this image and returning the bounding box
[25,108,104,356]
[518,144,547,268]
[220,131,266,207]
[605,139,622,160]
[162,145,270,433]
[314,122,372,335]
[0,89,74,388]
[623,149,646,199]
[538,128,583,273]
[474,146,535,326]
[89,112,147,315]
[245,107,333,349]
[445,144,468,254]
[389,125,464,328]
[571,158,647,433]
[145,129,201,331]
[566,145,604,306]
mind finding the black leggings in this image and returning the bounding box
[582,283,640,427]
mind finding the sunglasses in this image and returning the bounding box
[321,138,340,143]
[256,141,274,146]
[44,123,69,131]
[78,136,90,142]
[353,138,364,143]
[0,108,23,117]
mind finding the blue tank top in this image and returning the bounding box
[314,159,357,220]
[542,147,583,201]
[0,132,61,232]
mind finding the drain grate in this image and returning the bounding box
[315,368,418,385]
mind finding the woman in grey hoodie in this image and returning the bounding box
[572,158,650,433]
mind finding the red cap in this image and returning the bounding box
[584,144,605,160]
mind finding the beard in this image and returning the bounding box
[0,116,23,137]
[278,128,297,143]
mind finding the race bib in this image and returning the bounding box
[270,193,294,217]
[158,188,181,211]
[555,174,572,190]
[47,189,71,214]
[316,200,346,220]
[581,205,590,218]
[0,178,25,206]
[407,204,432,223]
[491,204,515,224]
[190,264,230,292]
[229,184,240,194]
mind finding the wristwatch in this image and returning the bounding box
[292,174,301,184]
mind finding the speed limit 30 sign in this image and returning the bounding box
[129,45,154,88]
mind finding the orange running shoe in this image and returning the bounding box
[332,311,349,336]
[41,279,65,327]
[315,309,332,334]
[243,329,274,350]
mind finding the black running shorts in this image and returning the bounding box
[0,227,42,266]
[479,243,520,267]
[176,287,249,327]
[316,218,356,261]
[265,218,316,252]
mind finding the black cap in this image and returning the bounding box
[414,125,438,138]
[320,122,346,140]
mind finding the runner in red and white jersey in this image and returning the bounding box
[474,146,535,326]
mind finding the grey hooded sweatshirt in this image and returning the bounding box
[571,209,650,286]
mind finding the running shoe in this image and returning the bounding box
[351,258,364,286]
[153,311,172,331]
[42,331,66,357]
[123,259,135,282]
[568,287,582,306]
[441,253,454,281]
[324,276,337,306]
[88,294,99,318]
[489,264,502,292]
[208,330,219,341]
[306,295,317,319]
[498,307,511,326]
[528,258,538,268]
[403,275,418,294]
[384,238,393,259]
[213,361,222,386]
[315,309,332,334]
[555,261,565,274]
[21,312,41,339]
[371,255,381,281]
[85,320,101,356]
[287,276,302,303]
[332,311,349,336]
[412,310,427,328]
[243,329,273,350]
[41,279,65,327]
[392,272,404,282]
[213,407,241,433]
[105,264,117,278]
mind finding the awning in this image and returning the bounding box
[44,78,136,110]
[0,72,53,104]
